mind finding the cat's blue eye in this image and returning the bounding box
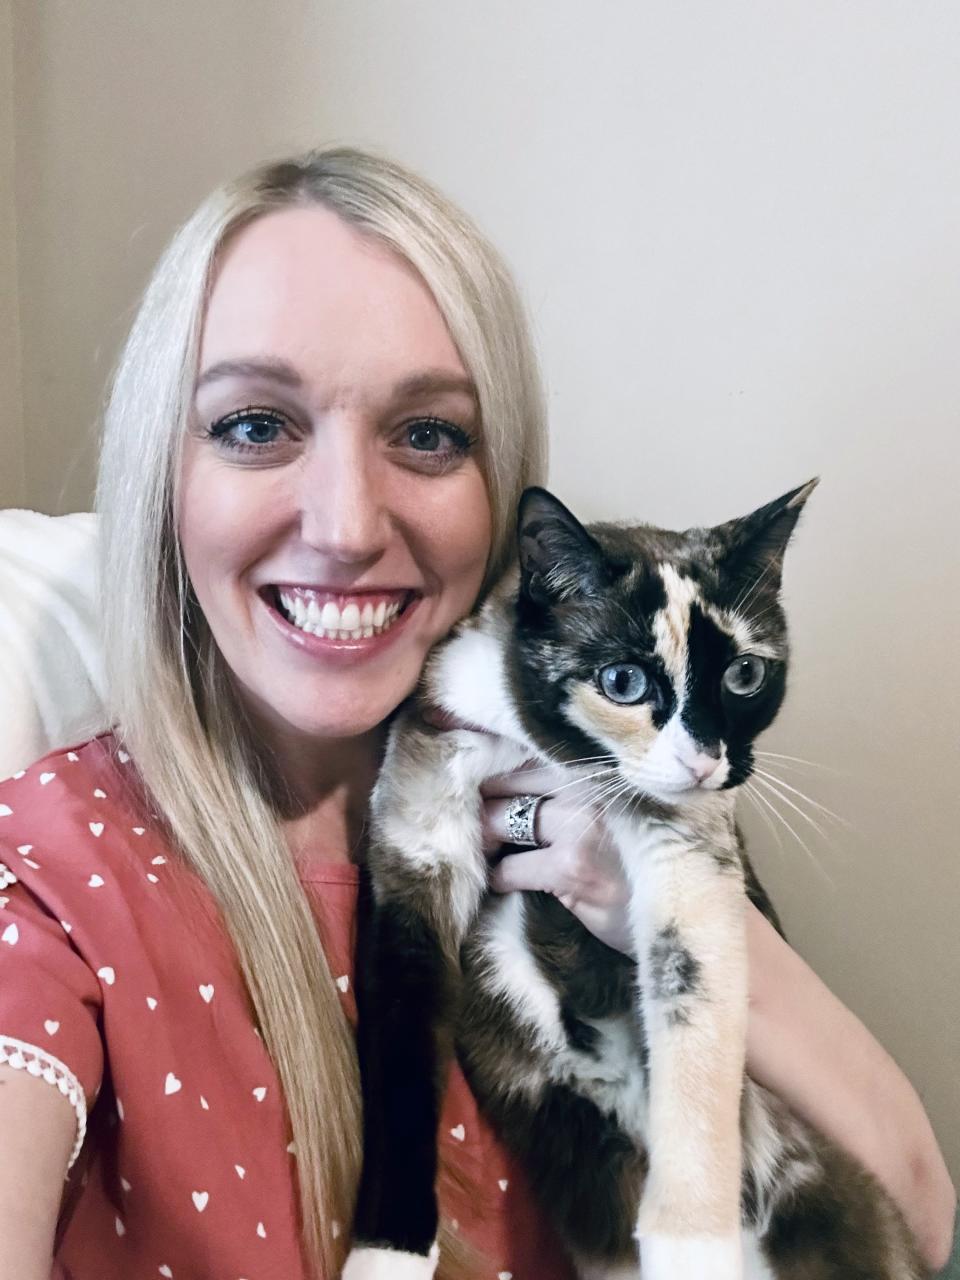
[722,655,767,697]
[598,663,649,705]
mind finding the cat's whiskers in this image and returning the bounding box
[743,780,836,888]
[750,767,852,830]
[751,773,832,843]
[732,558,779,615]
[754,750,840,776]
[741,782,785,857]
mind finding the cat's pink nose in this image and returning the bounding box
[688,753,722,782]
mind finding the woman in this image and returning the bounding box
[0,147,954,1280]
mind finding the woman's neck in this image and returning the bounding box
[250,717,387,866]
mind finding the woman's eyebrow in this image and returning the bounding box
[195,360,477,404]
[392,371,478,403]
[195,357,303,391]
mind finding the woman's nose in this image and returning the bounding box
[296,434,391,566]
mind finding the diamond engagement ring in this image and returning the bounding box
[504,794,545,847]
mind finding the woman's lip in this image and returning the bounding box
[259,587,421,663]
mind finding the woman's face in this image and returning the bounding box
[179,207,492,751]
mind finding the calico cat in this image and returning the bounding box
[343,483,928,1280]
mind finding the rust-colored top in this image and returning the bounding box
[0,734,574,1280]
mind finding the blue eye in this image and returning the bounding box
[405,417,474,455]
[206,406,287,452]
[723,655,767,696]
[598,663,649,704]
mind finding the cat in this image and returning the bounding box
[342,482,928,1280]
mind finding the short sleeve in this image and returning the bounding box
[0,853,104,1168]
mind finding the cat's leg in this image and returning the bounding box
[621,820,749,1280]
[344,723,494,1280]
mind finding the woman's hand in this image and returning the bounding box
[480,764,634,955]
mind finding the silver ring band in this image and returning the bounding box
[504,793,545,847]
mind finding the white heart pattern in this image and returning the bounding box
[88,874,105,887]
[252,1086,267,1102]
[118,749,130,764]
[0,805,12,817]
[61,920,72,933]
[97,966,116,985]
[165,1072,182,1095]
[40,772,55,785]
[89,824,104,839]
[256,1222,267,1239]
[449,1124,465,1142]
[191,1190,209,1212]
[199,984,215,1003]
[235,1164,246,1179]
[146,996,158,1010]
[1,923,19,946]
[498,1178,509,1191]
[159,1267,173,1278]
[132,827,145,836]
[335,974,350,993]
[44,1020,60,1036]
[17,845,32,855]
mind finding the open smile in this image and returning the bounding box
[258,585,422,657]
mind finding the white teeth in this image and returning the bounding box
[275,591,408,640]
[341,602,361,631]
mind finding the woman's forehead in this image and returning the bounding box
[198,206,468,398]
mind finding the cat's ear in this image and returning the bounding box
[714,478,818,592]
[517,487,611,604]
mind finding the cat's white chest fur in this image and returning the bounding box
[426,622,527,738]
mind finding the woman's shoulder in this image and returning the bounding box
[0,732,200,953]
[0,731,156,868]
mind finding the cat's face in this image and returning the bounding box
[510,482,816,807]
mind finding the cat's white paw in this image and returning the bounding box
[638,1233,744,1280]
[341,1242,439,1280]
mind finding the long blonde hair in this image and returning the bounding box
[96,147,547,1277]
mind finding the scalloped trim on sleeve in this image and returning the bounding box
[0,1035,87,1169]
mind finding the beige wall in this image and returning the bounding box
[6,0,959,1186]
[0,0,25,507]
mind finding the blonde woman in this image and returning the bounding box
[0,148,954,1280]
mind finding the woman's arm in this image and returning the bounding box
[744,905,957,1273]
[0,1065,75,1280]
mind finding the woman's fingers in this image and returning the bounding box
[488,847,562,895]
[479,764,590,801]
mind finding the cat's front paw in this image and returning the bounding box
[341,1242,440,1280]
[637,1233,744,1280]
